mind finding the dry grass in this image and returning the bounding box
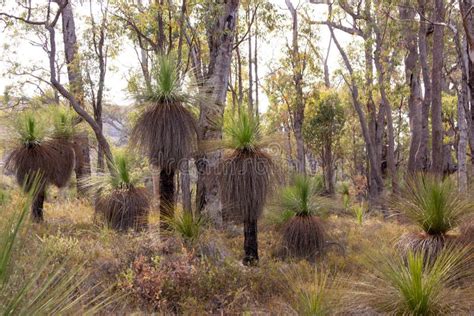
[0,185,471,314]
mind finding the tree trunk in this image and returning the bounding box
[254,12,259,119]
[329,25,383,198]
[400,4,423,173]
[159,167,175,225]
[195,0,239,225]
[56,0,91,189]
[418,0,431,171]
[243,218,259,265]
[431,0,445,175]
[32,189,45,223]
[247,8,253,115]
[286,0,306,174]
[374,29,398,193]
[322,142,334,195]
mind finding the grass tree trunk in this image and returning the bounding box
[159,167,175,222]
[32,189,45,223]
[243,217,259,265]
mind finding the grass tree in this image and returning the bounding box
[218,111,276,265]
[395,174,474,258]
[275,175,326,260]
[353,246,473,315]
[48,105,76,188]
[131,55,197,225]
[5,111,74,222]
[88,152,150,231]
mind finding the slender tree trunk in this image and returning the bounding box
[400,4,422,173]
[454,28,469,191]
[329,25,383,198]
[418,0,431,171]
[286,0,306,174]
[254,12,259,119]
[32,189,45,223]
[247,8,253,115]
[374,31,398,193]
[56,0,91,190]
[243,218,258,265]
[431,0,445,175]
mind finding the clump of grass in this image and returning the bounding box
[0,189,10,206]
[165,210,205,244]
[339,182,350,210]
[352,246,473,315]
[351,203,366,225]
[395,174,474,256]
[285,265,341,315]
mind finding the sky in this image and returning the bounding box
[0,0,353,113]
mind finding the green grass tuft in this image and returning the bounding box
[280,175,322,218]
[396,174,474,235]
[165,210,205,244]
[145,55,184,103]
[224,111,262,151]
[354,245,473,315]
[50,105,77,140]
[13,111,46,146]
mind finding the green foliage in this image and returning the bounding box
[83,151,143,194]
[50,105,77,140]
[396,175,474,235]
[296,271,331,316]
[356,246,473,315]
[351,203,365,225]
[224,111,262,151]
[165,211,205,244]
[273,175,323,224]
[0,189,10,206]
[145,55,183,103]
[13,111,46,146]
[304,89,345,154]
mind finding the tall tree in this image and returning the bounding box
[54,0,91,190]
[285,0,306,174]
[431,0,446,175]
[194,0,240,224]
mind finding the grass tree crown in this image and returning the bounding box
[50,105,77,140]
[131,55,198,169]
[144,55,186,104]
[396,174,474,235]
[280,175,322,217]
[224,111,262,151]
[14,111,46,147]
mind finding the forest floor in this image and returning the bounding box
[4,186,472,315]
